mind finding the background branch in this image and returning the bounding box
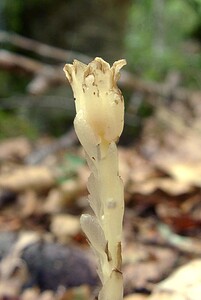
[0,30,90,63]
[0,32,200,102]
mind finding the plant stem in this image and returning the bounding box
[63,57,126,300]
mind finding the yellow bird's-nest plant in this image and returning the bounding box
[64,57,126,300]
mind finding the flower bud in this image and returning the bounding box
[63,57,126,143]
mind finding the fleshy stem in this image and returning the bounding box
[63,57,126,300]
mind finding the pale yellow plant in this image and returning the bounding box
[63,57,126,300]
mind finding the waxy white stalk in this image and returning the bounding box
[64,57,126,300]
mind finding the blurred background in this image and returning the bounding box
[0,1,201,299]
[0,0,200,141]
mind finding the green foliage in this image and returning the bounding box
[0,72,12,98]
[57,153,85,184]
[1,0,201,141]
[0,71,29,98]
[3,0,24,32]
[125,0,201,86]
[24,98,74,137]
[0,111,38,139]
[3,0,53,32]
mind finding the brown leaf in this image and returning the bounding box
[149,260,201,300]
[59,285,91,300]
[21,288,40,300]
[0,166,55,192]
[0,137,31,161]
[124,294,149,300]
[123,242,177,294]
[50,214,80,243]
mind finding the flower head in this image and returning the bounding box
[63,57,126,143]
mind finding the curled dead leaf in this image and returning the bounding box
[0,166,55,192]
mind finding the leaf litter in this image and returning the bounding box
[1,103,201,299]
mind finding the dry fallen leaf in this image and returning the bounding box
[0,232,40,298]
[44,188,67,214]
[59,285,91,300]
[128,178,192,196]
[21,287,40,300]
[44,180,84,214]
[155,161,201,187]
[0,137,31,161]
[0,166,55,192]
[50,214,80,242]
[124,294,149,300]
[39,290,55,300]
[123,242,177,294]
[149,259,201,300]
[19,190,39,217]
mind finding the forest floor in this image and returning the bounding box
[0,101,201,300]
